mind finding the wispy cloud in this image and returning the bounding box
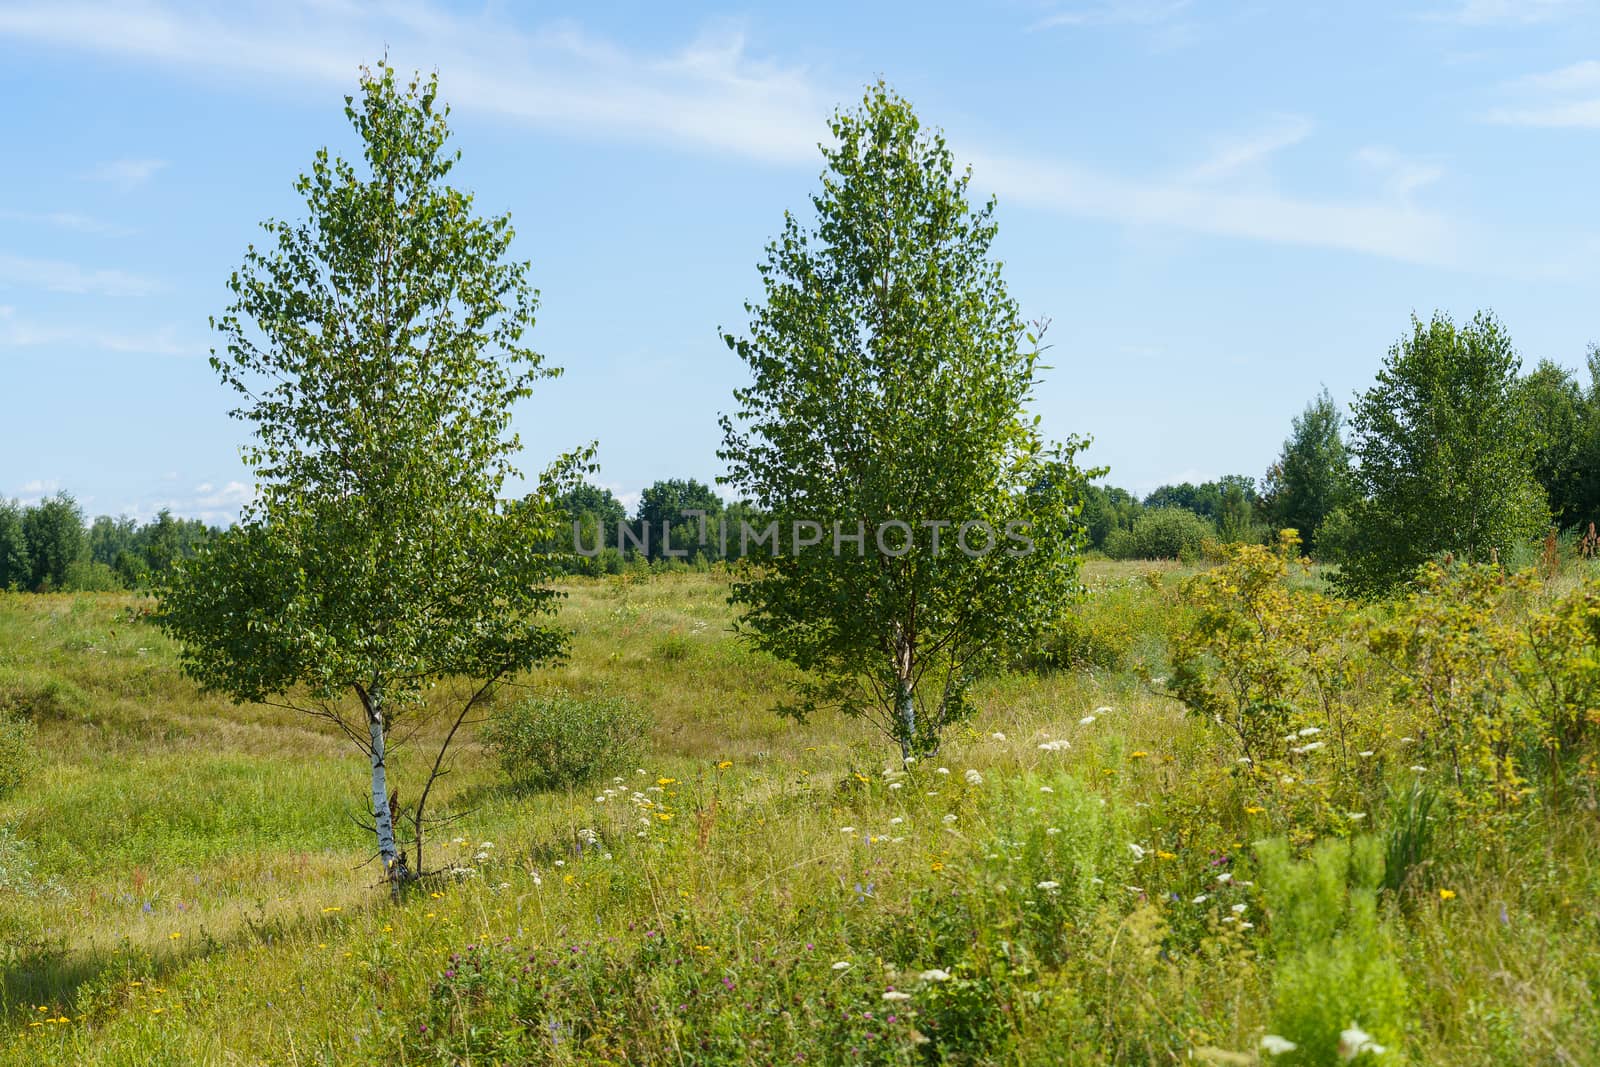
[1181,115,1314,183]
[1031,0,1192,29]
[0,1,1467,266]
[85,157,168,189]
[1431,0,1585,24]
[0,252,158,296]
[969,150,1459,265]
[0,3,828,165]
[1354,146,1445,199]
[1485,60,1600,127]
[0,305,192,355]
[0,209,136,236]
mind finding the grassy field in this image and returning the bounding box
[1,562,1597,1065]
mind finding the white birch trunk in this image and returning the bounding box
[366,690,403,884]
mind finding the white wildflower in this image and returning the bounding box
[831,961,851,971]
[965,769,984,786]
[1128,842,1146,861]
[882,990,912,1002]
[1260,1034,1298,1055]
[919,969,951,982]
[1079,716,1096,726]
[1338,1024,1386,1061]
[942,814,958,824]
[1036,880,1061,892]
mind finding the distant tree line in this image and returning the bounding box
[1084,311,1598,593]
[548,477,764,574]
[0,492,216,592]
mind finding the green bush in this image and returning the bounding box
[483,691,651,793]
[1258,836,1409,1065]
[1108,507,1216,560]
[0,711,35,797]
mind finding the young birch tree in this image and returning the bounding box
[719,83,1093,759]
[158,65,577,890]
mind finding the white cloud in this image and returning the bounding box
[0,309,193,355]
[1434,0,1584,24]
[1032,0,1193,29]
[1487,60,1600,128]
[0,252,159,296]
[0,209,136,236]
[1354,146,1445,199]
[0,3,827,166]
[1181,115,1314,183]
[85,158,168,188]
[0,1,1466,265]
[968,150,1459,265]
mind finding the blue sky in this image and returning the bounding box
[2,0,1598,524]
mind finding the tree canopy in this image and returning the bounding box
[720,82,1091,757]
[158,65,577,886]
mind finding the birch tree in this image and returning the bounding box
[158,65,575,890]
[719,83,1093,758]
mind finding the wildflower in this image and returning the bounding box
[1038,739,1070,751]
[1231,903,1248,914]
[889,781,904,790]
[1348,812,1367,821]
[321,906,342,914]
[1046,827,1060,835]
[1130,751,1148,759]
[1357,750,1375,758]
[655,812,673,822]
[1217,872,1233,884]
[1094,705,1113,714]
[1079,715,1096,725]
[942,814,957,824]
[890,817,904,825]
[1438,888,1456,901]
[1338,1024,1386,1060]
[990,732,1006,742]
[930,861,944,872]
[1244,805,1266,815]
[1410,764,1428,773]
[1240,921,1254,929]
[1280,775,1295,784]
[1125,885,1145,894]
[1238,756,1253,765]
[1036,880,1061,892]
[1260,1034,1298,1055]
[717,760,732,769]
[936,767,950,775]
[168,932,181,941]
[476,851,490,861]
[1039,786,1055,794]
[1156,849,1176,860]
[656,777,677,786]
[1297,726,1321,737]
[1292,741,1325,754]
[965,769,984,786]
[882,990,912,1002]
[919,968,951,982]
[841,826,856,834]
[1192,894,1208,904]
[1128,843,1146,861]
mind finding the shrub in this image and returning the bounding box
[1110,507,1215,561]
[1258,836,1409,1065]
[483,691,651,793]
[0,710,35,797]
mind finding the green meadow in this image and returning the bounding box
[2,562,1597,1065]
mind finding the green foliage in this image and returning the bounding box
[1380,780,1436,895]
[1368,563,1537,810]
[483,691,652,793]
[1257,836,1409,1065]
[157,63,576,881]
[1108,506,1216,560]
[0,709,35,798]
[719,81,1091,757]
[0,501,27,591]
[1338,311,1548,597]
[1171,533,1361,763]
[1262,388,1354,554]
[62,560,123,593]
[20,492,85,591]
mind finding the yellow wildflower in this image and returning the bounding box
[1439,888,1456,901]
